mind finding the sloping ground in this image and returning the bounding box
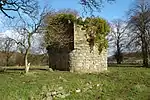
[0,67,150,100]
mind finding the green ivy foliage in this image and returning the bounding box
[56,13,76,24]
[77,17,110,53]
[44,13,76,51]
[44,13,110,53]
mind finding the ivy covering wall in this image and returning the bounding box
[77,17,110,53]
[44,13,110,53]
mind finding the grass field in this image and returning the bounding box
[0,67,150,100]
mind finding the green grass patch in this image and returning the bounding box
[0,67,150,100]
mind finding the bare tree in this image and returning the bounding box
[9,8,47,73]
[128,0,150,67]
[0,37,16,66]
[108,19,128,64]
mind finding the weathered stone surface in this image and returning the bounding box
[69,24,107,73]
[48,24,107,73]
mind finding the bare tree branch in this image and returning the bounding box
[0,0,38,18]
[80,0,115,15]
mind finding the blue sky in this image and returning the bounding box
[0,0,135,55]
[42,0,134,56]
[0,0,134,32]
[42,0,134,21]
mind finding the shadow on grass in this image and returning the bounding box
[0,67,49,74]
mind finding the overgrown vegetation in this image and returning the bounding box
[44,12,76,51]
[0,67,150,100]
[79,17,110,53]
[44,12,110,54]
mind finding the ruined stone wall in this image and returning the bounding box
[48,24,107,73]
[69,24,107,73]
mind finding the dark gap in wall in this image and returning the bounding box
[47,22,74,71]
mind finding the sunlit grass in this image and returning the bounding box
[0,67,150,100]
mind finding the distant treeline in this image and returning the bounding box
[0,51,48,66]
[108,52,150,64]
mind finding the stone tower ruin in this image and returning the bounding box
[48,23,107,73]
[69,24,107,73]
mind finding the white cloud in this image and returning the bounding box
[0,30,20,39]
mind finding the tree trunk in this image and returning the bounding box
[24,49,29,73]
[144,42,149,67]
[24,33,32,73]
[48,53,51,68]
[6,54,9,66]
[5,52,11,66]
[141,34,149,67]
[48,48,52,69]
[143,42,149,67]
[116,40,122,64]
[6,56,9,66]
[117,58,121,64]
